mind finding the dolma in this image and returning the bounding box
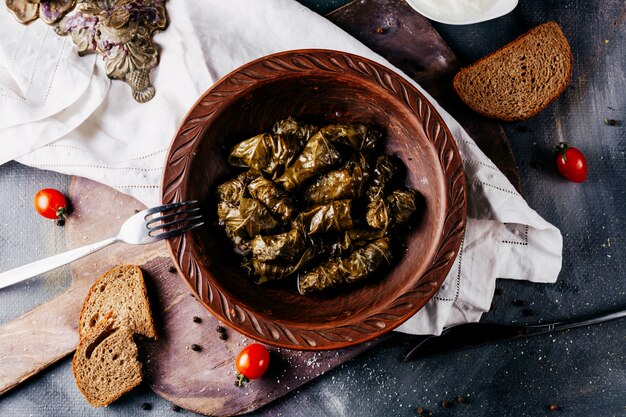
[365,196,392,230]
[216,171,255,205]
[304,159,368,204]
[342,237,391,284]
[251,229,306,262]
[317,124,382,153]
[238,198,280,236]
[387,188,419,227]
[216,202,251,255]
[366,187,419,230]
[228,133,299,177]
[272,117,319,146]
[293,200,353,235]
[298,237,391,294]
[248,176,295,222]
[218,119,419,294]
[317,228,386,257]
[365,154,403,201]
[255,246,318,283]
[217,198,278,244]
[345,228,387,245]
[275,132,342,191]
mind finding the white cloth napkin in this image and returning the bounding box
[0,0,562,335]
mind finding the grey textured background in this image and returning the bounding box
[1,0,625,416]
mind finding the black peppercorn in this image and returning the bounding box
[605,118,618,126]
[190,344,201,351]
[216,325,226,333]
[168,265,177,273]
[172,404,182,412]
[141,402,152,410]
[219,332,228,340]
[192,316,201,323]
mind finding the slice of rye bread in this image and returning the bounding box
[73,313,143,407]
[79,265,157,340]
[453,21,573,121]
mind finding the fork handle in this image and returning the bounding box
[0,237,118,290]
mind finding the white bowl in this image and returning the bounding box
[404,0,518,25]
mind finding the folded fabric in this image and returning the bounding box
[0,0,562,335]
[0,11,109,164]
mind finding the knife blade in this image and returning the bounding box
[403,308,626,361]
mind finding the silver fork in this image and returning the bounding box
[0,200,204,290]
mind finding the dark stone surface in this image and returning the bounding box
[1,1,625,416]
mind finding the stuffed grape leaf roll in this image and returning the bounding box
[366,187,419,230]
[255,246,318,283]
[251,229,306,262]
[365,154,404,201]
[275,132,342,191]
[247,176,295,222]
[228,133,299,177]
[216,171,255,205]
[298,237,391,294]
[317,124,383,153]
[272,117,319,146]
[217,202,251,255]
[293,200,353,235]
[216,197,279,247]
[304,158,368,204]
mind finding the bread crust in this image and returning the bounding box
[452,21,573,121]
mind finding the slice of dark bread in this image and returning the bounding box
[453,21,573,121]
[72,313,143,407]
[78,265,157,340]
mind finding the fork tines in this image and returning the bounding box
[146,200,204,239]
[144,200,200,217]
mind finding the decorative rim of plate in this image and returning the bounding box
[161,49,466,350]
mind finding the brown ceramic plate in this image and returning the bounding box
[162,49,466,350]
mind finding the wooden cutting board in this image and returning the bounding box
[0,0,520,415]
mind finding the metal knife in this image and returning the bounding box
[403,308,626,361]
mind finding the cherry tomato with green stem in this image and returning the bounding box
[235,343,270,387]
[34,188,69,222]
[555,142,587,183]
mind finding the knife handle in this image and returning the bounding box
[403,308,626,361]
[524,309,626,336]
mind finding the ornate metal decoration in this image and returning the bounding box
[5,0,168,103]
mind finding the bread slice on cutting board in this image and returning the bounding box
[453,21,573,121]
[72,313,143,407]
[78,265,157,339]
[73,265,158,407]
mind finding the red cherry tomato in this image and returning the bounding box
[235,343,270,386]
[555,142,587,183]
[34,188,68,220]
